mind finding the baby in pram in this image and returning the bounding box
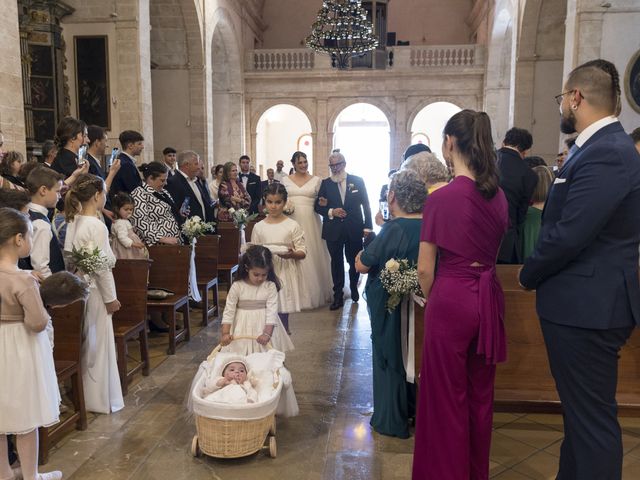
[202,358,258,404]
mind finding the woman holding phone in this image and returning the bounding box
[51,116,89,179]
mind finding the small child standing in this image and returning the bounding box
[250,183,306,334]
[221,245,294,355]
[0,207,63,480]
[64,174,124,414]
[110,192,147,260]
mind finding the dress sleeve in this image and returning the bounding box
[360,221,393,268]
[238,183,251,209]
[265,281,279,326]
[93,223,118,304]
[18,275,50,332]
[222,282,239,325]
[113,220,133,248]
[290,221,306,255]
[250,222,263,245]
[131,190,162,246]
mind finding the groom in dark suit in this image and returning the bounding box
[315,151,372,310]
[520,59,640,479]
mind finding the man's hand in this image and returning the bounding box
[333,208,347,218]
[318,196,328,207]
[517,266,532,290]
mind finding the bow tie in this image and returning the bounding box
[240,173,249,177]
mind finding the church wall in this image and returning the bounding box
[261,0,474,49]
[0,0,26,155]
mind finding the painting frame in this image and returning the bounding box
[624,49,640,114]
[74,35,111,129]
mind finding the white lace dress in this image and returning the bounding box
[281,176,333,309]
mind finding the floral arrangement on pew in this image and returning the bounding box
[228,208,258,228]
[182,215,216,243]
[379,258,423,312]
[66,243,116,284]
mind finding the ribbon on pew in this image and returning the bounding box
[400,293,426,384]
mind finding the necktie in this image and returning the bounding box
[560,144,580,173]
[338,180,346,204]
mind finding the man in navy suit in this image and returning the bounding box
[315,151,372,310]
[238,155,262,214]
[109,130,143,196]
[519,59,640,479]
[166,150,215,224]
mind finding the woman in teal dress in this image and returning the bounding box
[356,170,427,438]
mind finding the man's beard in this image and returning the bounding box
[560,109,577,135]
[330,171,347,183]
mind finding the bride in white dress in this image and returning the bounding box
[280,152,333,309]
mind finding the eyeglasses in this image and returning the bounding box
[328,161,345,168]
[554,89,578,105]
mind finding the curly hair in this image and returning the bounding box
[389,170,427,214]
[401,151,449,187]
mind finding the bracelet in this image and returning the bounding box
[261,332,272,338]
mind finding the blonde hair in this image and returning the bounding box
[64,173,105,222]
[531,166,555,203]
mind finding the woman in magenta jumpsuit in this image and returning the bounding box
[412,110,509,479]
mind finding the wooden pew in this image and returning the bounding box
[244,215,265,242]
[195,235,220,326]
[147,245,191,355]
[39,300,87,464]
[414,299,426,380]
[217,222,242,285]
[112,259,151,395]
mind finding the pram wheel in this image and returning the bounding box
[268,436,277,458]
[269,419,276,436]
[191,435,201,457]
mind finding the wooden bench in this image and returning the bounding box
[39,300,87,464]
[112,259,151,395]
[217,222,242,285]
[147,245,191,355]
[195,235,220,326]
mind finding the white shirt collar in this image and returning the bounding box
[575,116,618,148]
[28,202,49,216]
[178,169,195,182]
[121,151,136,162]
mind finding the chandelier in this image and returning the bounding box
[306,0,379,69]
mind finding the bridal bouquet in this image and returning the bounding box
[67,244,116,276]
[182,215,215,242]
[283,200,295,215]
[228,207,258,227]
[379,258,422,312]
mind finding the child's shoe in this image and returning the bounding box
[37,472,62,480]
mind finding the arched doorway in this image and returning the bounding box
[256,104,313,177]
[410,102,462,162]
[332,103,390,216]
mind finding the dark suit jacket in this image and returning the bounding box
[261,179,279,191]
[166,171,215,223]
[520,122,640,329]
[239,172,262,214]
[51,148,78,178]
[314,174,372,242]
[109,152,141,196]
[86,153,106,180]
[497,147,538,263]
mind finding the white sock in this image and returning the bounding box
[0,435,14,480]
[15,431,36,480]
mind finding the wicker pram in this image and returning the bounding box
[190,337,282,459]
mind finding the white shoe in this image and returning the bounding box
[37,472,62,480]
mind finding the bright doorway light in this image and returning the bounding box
[410,102,462,163]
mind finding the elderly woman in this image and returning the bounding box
[217,161,251,221]
[355,170,427,438]
[401,151,450,194]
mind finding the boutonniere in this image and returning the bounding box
[348,183,357,192]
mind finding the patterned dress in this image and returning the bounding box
[130,184,181,246]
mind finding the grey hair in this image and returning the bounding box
[328,152,346,164]
[389,170,427,214]
[401,151,450,187]
[177,150,199,167]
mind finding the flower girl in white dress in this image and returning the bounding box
[0,208,62,480]
[221,245,294,354]
[249,184,306,334]
[64,174,124,414]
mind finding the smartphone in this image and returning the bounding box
[180,197,191,217]
[379,201,389,221]
[77,145,87,165]
[108,148,119,168]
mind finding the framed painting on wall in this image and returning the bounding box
[74,36,110,129]
[625,49,640,114]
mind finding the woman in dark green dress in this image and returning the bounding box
[356,170,427,438]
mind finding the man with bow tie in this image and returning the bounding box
[238,155,262,214]
[315,151,372,310]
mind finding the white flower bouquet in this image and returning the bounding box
[378,258,423,312]
[182,215,215,241]
[228,208,258,227]
[67,244,116,276]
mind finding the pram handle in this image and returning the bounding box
[207,335,273,363]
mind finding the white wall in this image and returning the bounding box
[151,70,192,156]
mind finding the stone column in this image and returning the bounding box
[115,0,154,163]
[393,96,409,169]
[315,97,329,178]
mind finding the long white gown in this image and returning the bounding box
[281,176,333,309]
[64,215,124,414]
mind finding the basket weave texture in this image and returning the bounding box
[195,413,274,458]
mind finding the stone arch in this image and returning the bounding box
[327,98,393,136]
[210,7,243,168]
[250,100,317,138]
[406,97,474,134]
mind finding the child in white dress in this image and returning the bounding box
[250,183,306,334]
[64,174,124,414]
[221,245,294,354]
[0,207,63,480]
[110,193,147,260]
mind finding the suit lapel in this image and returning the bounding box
[330,178,344,207]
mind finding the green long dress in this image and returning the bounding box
[360,217,422,438]
[522,206,543,260]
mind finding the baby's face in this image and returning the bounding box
[223,362,247,383]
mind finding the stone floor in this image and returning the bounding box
[44,298,640,479]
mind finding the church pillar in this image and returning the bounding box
[315,97,329,178]
[393,96,409,169]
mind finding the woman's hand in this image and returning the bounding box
[105,299,121,314]
[375,211,385,226]
[159,237,179,245]
[318,196,328,207]
[221,333,233,346]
